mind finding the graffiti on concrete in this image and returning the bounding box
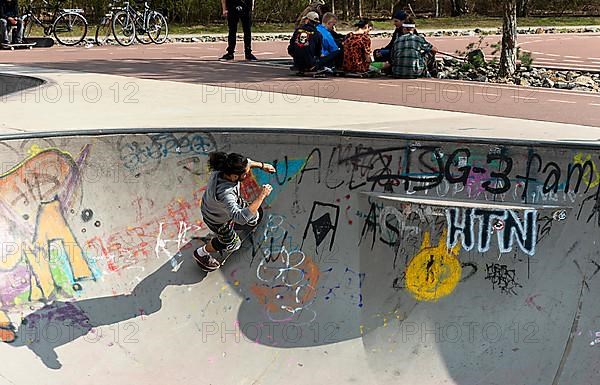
[485,263,522,295]
[250,214,319,324]
[0,146,96,341]
[118,133,218,174]
[301,201,340,252]
[85,187,206,272]
[446,208,538,256]
[405,230,462,302]
[4,132,600,380]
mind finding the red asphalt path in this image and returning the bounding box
[1,33,599,128]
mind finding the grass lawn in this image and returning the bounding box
[169,16,600,35]
[24,15,599,38]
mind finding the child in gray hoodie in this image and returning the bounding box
[195,151,275,271]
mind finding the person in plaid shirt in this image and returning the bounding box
[390,17,438,79]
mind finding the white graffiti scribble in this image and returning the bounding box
[155,221,203,262]
[256,247,317,323]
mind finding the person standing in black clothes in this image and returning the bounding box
[220,0,257,61]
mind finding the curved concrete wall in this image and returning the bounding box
[0,74,45,97]
[0,129,597,384]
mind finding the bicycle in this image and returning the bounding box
[111,1,168,46]
[22,0,88,46]
[95,2,121,45]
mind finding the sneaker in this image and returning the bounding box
[193,250,221,271]
[219,52,234,61]
[315,67,333,76]
[245,53,258,61]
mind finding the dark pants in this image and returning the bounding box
[373,49,391,62]
[226,9,252,54]
[0,18,24,44]
[319,49,342,69]
[206,221,242,254]
[205,207,263,254]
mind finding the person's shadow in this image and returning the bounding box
[8,240,206,369]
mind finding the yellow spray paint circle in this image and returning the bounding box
[405,231,462,302]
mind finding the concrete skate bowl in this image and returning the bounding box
[0,128,598,384]
[0,73,45,97]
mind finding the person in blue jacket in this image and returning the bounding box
[316,12,342,70]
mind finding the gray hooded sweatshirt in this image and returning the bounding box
[201,171,258,226]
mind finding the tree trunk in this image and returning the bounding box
[331,0,336,14]
[354,0,362,18]
[435,0,440,17]
[353,0,362,18]
[499,0,518,77]
[342,0,349,19]
[517,0,530,17]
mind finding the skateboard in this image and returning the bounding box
[1,42,36,50]
[290,66,331,78]
[331,70,382,78]
[293,71,328,78]
[195,208,264,272]
[23,37,55,48]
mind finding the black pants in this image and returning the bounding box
[319,49,342,69]
[227,9,252,54]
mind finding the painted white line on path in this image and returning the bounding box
[548,99,576,104]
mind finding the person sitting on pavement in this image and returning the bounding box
[389,17,438,79]
[316,12,342,70]
[288,11,324,73]
[342,18,373,74]
[295,0,326,29]
[373,10,408,63]
[0,0,24,45]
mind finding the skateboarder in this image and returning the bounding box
[0,0,24,45]
[194,151,275,271]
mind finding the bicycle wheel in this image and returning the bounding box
[147,11,168,44]
[53,12,88,46]
[95,16,113,45]
[23,15,35,38]
[134,18,152,45]
[111,10,135,46]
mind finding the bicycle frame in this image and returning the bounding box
[121,1,152,33]
[98,2,121,28]
[23,0,85,36]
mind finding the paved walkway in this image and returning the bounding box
[0,64,598,143]
[2,35,599,127]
